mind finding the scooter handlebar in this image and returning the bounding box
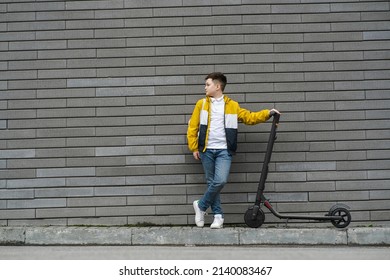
[270,110,280,124]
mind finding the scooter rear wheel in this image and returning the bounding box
[329,207,351,228]
[244,207,265,228]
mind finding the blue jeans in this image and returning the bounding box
[198,149,232,216]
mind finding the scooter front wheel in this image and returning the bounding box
[244,207,265,228]
[329,207,351,228]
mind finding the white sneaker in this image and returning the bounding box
[210,214,224,229]
[193,200,206,227]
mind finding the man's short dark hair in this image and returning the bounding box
[205,72,227,91]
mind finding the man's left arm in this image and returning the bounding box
[238,108,280,125]
[238,107,270,125]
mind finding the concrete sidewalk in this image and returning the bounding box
[1,226,389,246]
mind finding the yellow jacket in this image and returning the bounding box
[187,95,270,154]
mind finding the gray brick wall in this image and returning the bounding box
[1,0,389,227]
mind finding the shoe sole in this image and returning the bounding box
[210,225,223,229]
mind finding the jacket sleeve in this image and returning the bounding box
[238,107,270,125]
[187,99,203,152]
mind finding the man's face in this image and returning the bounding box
[204,78,220,97]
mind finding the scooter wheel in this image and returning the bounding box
[329,207,351,228]
[244,207,265,228]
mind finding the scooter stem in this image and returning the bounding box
[255,112,280,206]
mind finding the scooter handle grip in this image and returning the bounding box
[270,110,281,123]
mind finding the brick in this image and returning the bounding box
[96,205,155,217]
[276,162,336,172]
[153,6,211,17]
[37,167,95,178]
[187,34,244,45]
[95,185,153,196]
[67,19,124,30]
[97,47,154,58]
[306,151,366,162]
[126,155,185,165]
[66,117,126,127]
[37,88,95,99]
[127,195,186,205]
[184,15,242,26]
[96,146,154,157]
[126,17,182,28]
[68,217,127,226]
[96,126,154,137]
[7,198,66,209]
[36,30,93,40]
[154,26,211,37]
[96,87,155,97]
[68,39,126,49]
[126,175,185,185]
[95,27,153,38]
[0,11,35,22]
[126,76,185,86]
[66,176,125,187]
[0,149,35,159]
[368,170,390,180]
[361,11,390,21]
[0,189,34,199]
[0,209,35,219]
[9,40,67,51]
[1,70,37,80]
[8,79,67,90]
[7,158,66,169]
[124,0,181,8]
[8,119,66,129]
[67,78,126,88]
[36,208,95,218]
[216,43,273,55]
[0,81,6,90]
[273,23,331,33]
[307,171,367,181]
[0,50,33,61]
[272,4,329,14]
[98,67,155,78]
[96,166,155,177]
[126,115,184,126]
[7,178,65,189]
[68,197,126,207]
[305,31,362,42]
[306,131,366,141]
[0,109,35,120]
[8,21,65,31]
[302,12,360,23]
[127,215,186,226]
[7,2,65,12]
[331,2,389,12]
[8,219,66,226]
[35,188,93,198]
[244,14,301,24]
[38,68,96,79]
[38,49,96,59]
[126,56,185,67]
[126,36,185,47]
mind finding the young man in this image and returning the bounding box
[187,72,280,229]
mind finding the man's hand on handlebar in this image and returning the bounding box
[269,109,281,117]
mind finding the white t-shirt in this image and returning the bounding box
[207,96,227,149]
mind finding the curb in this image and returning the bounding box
[0,226,389,246]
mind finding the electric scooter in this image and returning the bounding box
[244,111,352,228]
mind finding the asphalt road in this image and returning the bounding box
[1,245,389,260]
